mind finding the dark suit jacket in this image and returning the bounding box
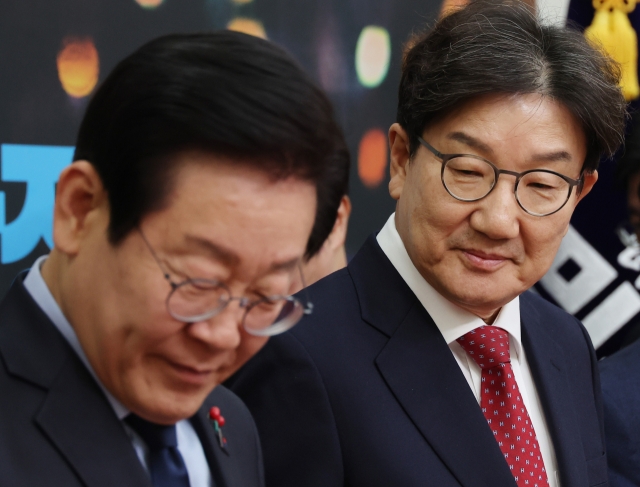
[599,338,640,487]
[227,235,608,487]
[0,274,265,487]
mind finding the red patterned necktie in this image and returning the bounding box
[457,325,549,487]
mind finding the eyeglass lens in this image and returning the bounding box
[243,297,305,336]
[166,279,305,336]
[168,279,229,322]
[443,156,571,216]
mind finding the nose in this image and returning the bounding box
[469,176,520,240]
[186,301,243,350]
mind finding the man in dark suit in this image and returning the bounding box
[227,2,627,486]
[0,31,350,486]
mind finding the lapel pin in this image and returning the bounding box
[209,406,229,455]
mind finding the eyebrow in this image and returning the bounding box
[447,132,494,155]
[446,131,574,163]
[269,257,302,272]
[529,151,573,163]
[184,235,301,272]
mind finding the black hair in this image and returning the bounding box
[397,0,627,173]
[74,31,349,258]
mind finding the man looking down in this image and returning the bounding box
[0,31,349,487]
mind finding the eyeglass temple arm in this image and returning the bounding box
[417,136,444,159]
[137,228,177,288]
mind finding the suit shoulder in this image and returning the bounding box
[520,291,596,358]
[303,267,356,303]
[291,267,361,336]
[521,291,584,331]
[520,290,574,320]
[599,338,640,387]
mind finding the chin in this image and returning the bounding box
[133,388,210,424]
[443,282,513,315]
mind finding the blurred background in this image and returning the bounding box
[0,0,639,356]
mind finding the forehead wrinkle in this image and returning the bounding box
[446,131,495,155]
[183,234,240,267]
[184,234,301,274]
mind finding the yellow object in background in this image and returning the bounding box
[585,0,639,101]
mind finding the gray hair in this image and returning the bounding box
[397,0,627,172]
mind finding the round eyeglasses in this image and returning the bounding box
[138,230,313,337]
[418,137,584,217]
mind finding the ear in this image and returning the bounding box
[325,195,352,251]
[53,161,108,255]
[576,170,598,204]
[388,123,411,201]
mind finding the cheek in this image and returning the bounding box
[108,247,173,325]
[410,198,471,245]
[94,265,178,366]
[104,317,170,370]
[522,218,569,270]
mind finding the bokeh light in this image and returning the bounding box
[358,128,388,188]
[355,26,391,88]
[231,0,254,4]
[56,37,100,99]
[439,0,469,17]
[227,17,267,39]
[135,0,164,8]
[317,17,347,93]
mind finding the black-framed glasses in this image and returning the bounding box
[138,229,313,337]
[417,137,584,217]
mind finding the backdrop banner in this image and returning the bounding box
[532,0,640,356]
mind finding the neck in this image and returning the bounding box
[482,309,500,325]
[40,249,69,321]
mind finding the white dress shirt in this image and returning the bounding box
[377,214,559,486]
[23,255,212,487]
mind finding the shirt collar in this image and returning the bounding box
[23,255,130,420]
[376,213,522,358]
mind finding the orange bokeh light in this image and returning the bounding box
[358,128,388,188]
[135,0,164,8]
[57,37,99,98]
[227,18,267,39]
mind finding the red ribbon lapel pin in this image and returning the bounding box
[209,406,229,455]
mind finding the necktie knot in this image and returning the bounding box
[456,325,511,369]
[125,414,178,451]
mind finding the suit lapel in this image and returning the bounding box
[191,407,229,487]
[350,237,516,487]
[35,359,151,487]
[0,277,149,487]
[375,301,517,487]
[520,297,589,487]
